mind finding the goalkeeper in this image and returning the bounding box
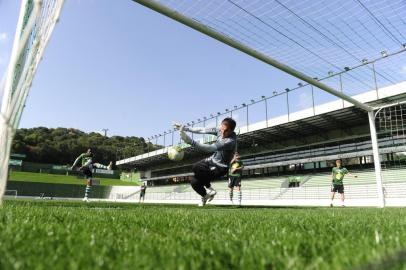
[71,148,112,202]
[174,118,237,206]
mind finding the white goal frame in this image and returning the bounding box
[133,0,385,207]
[0,0,65,204]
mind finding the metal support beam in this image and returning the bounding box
[319,114,353,136]
[274,126,307,144]
[248,130,287,146]
[257,129,286,141]
[351,107,368,118]
[295,120,329,140]
[133,0,373,112]
[273,126,296,137]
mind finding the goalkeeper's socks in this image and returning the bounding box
[238,191,242,205]
[229,190,233,201]
[85,185,91,198]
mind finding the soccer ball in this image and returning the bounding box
[168,146,184,161]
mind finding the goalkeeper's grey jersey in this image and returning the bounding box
[185,126,237,168]
[207,131,237,168]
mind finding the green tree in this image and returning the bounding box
[11,127,161,165]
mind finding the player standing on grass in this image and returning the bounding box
[71,148,112,202]
[228,152,244,206]
[139,182,147,203]
[174,118,237,206]
[330,159,357,207]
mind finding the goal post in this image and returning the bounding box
[132,0,387,207]
[0,0,65,203]
[368,111,385,208]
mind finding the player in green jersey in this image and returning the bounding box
[228,152,244,206]
[71,148,112,202]
[139,182,147,203]
[330,159,357,207]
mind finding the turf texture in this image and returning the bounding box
[1,200,406,269]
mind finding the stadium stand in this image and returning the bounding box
[117,88,406,206]
[137,167,406,206]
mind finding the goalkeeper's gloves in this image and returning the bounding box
[173,122,190,131]
[173,122,182,130]
[180,126,195,145]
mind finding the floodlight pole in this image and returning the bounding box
[264,99,269,128]
[310,85,316,116]
[133,0,385,207]
[171,131,174,146]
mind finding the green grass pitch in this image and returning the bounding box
[8,171,139,186]
[1,200,406,269]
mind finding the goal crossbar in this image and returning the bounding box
[132,0,386,207]
[133,0,373,112]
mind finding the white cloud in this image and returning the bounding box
[0,32,8,42]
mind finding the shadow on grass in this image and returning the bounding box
[352,248,406,270]
[4,199,378,212]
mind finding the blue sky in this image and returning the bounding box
[1,0,405,140]
[0,0,298,138]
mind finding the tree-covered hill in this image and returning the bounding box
[11,127,159,165]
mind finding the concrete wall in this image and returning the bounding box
[6,181,140,200]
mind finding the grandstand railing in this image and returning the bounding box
[144,183,384,202]
[143,166,406,202]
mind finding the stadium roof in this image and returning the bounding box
[117,84,406,168]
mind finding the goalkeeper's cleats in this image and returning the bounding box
[207,187,217,202]
[82,197,90,203]
[199,193,211,207]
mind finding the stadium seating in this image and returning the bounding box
[144,167,406,202]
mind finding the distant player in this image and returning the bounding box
[139,182,147,203]
[228,152,244,206]
[330,159,357,207]
[174,118,237,206]
[71,148,112,202]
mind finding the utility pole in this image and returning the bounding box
[101,128,109,137]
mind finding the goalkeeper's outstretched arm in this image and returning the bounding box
[184,126,218,135]
[180,129,234,153]
[173,122,218,135]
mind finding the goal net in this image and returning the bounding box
[0,0,64,203]
[376,102,406,167]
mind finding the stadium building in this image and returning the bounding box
[117,83,406,207]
